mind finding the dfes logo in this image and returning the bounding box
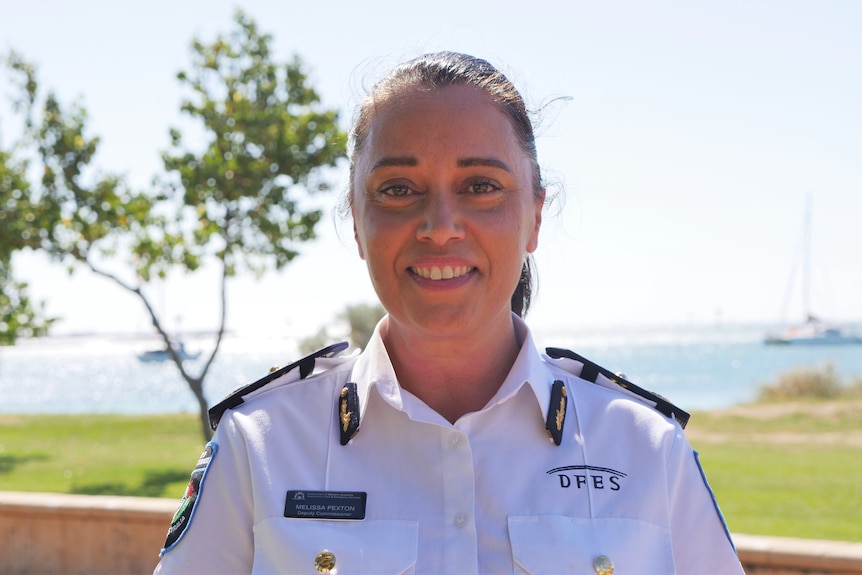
[546,465,627,491]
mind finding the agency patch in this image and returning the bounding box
[160,441,217,555]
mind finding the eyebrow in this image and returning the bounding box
[370,157,417,171]
[457,157,513,173]
[370,156,513,173]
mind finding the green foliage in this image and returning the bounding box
[339,303,385,350]
[0,10,347,438]
[299,302,385,354]
[299,326,332,356]
[4,52,157,271]
[162,9,346,277]
[0,261,56,344]
[0,144,56,343]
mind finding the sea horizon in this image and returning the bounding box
[2,320,862,416]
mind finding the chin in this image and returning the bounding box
[401,304,500,338]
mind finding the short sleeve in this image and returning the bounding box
[154,414,255,574]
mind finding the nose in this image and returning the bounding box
[416,191,465,245]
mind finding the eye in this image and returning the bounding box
[466,179,501,194]
[378,183,415,197]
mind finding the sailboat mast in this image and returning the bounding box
[803,195,812,322]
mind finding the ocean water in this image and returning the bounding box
[2,324,862,416]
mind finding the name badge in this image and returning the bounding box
[284,490,367,520]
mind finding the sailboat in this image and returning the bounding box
[764,199,862,345]
[137,340,201,362]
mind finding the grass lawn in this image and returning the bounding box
[688,400,862,542]
[0,414,204,500]
[1,400,861,542]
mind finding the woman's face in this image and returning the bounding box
[351,84,543,340]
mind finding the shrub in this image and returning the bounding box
[757,364,842,401]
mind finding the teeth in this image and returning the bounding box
[412,265,472,280]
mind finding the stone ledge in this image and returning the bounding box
[736,533,862,574]
[0,490,177,515]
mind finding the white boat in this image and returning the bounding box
[764,198,861,345]
[137,341,201,362]
[765,314,862,345]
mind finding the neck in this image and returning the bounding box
[381,312,522,423]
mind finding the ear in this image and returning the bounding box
[353,212,366,260]
[526,189,544,253]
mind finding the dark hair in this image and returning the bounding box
[348,51,543,317]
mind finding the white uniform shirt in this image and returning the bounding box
[155,316,744,574]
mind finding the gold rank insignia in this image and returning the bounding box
[545,380,567,446]
[339,382,360,445]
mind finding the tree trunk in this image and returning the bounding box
[188,377,213,442]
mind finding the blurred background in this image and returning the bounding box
[2,2,861,546]
[1,0,860,413]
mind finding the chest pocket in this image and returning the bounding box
[253,518,418,574]
[509,516,675,575]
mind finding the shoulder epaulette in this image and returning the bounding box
[545,347,691,429]
[208,342,349,430]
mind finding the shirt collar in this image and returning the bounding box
[349,313,554,426]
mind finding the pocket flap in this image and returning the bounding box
[509,515,674,574]
[255,518,418,574]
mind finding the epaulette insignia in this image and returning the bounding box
[208,342,349,430]
[339,382,360,445]
[545,347,691,429]
[545,379,567,446]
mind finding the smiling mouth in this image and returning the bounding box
[410,265,475,280]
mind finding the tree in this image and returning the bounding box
[299,302,385,355]
[340,303,386,351]
[0,262,56,345]
[1,11,347,439]
[0,103,58,344]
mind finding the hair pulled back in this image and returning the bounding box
[348,51,543,317]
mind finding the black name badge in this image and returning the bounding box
[285,490,367,520]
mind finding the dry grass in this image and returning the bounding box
[756,364,862,402]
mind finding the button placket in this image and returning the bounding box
[440,428,477,572]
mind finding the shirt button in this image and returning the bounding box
[594,554,614,575]
[449,435,462,448]
[314,550,336,573]
[453,513,468,528]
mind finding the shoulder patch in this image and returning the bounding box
[208,342,349,430]
[160,441,217,556]
[545,347,691,428]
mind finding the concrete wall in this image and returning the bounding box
[1,491,861,574]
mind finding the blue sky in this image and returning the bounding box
[2,0,860,339]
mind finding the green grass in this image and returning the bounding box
[696,443,862,541]
[0,414,204,499]
[689,399,862,542]
[1,406,860,542]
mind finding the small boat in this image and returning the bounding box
[137,341,201,362]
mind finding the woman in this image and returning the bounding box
[155,52,744,574]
